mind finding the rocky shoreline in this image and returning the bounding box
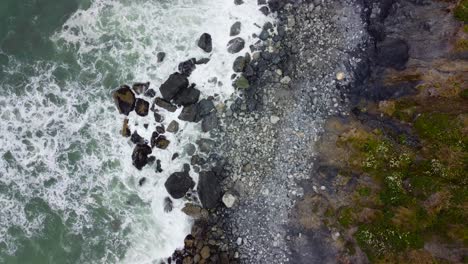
[112,0,467,263]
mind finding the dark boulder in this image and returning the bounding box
[156,159,163,173]
[376,38,409,70]
[198,33,213,53]
[135,98,149,116]
[164,171,195,199]
[113,85,136,115]
[196,58,210,64]
[202,112,218,132]
[132,82,150,95]
[230,22,241,36]
[159,73,189,101]
[173,85,200,106]
[178,104,200,122]
[131,131,145,144]
[144,88,156,97]
[259,6,269,15]
[157,52,166,62]
[132,144,152,170]
[197,99,215,118]
[155,135,170,149]
[150,131,159,148]
[156,125,165,134]
[234,0,244,4]
[197,171,222,209]
[154,97,177,112]
[227,37,245,54]
[178,58,196,76]
[154,111,164,122]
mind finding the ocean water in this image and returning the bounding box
[0,0,269,263]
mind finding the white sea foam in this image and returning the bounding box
[0,0,270,262]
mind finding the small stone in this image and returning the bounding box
[138,177,146,186]
[235,76,249,89]
[336,72,345,80]
[135,98,150,116]
[154,97,177,112]
[198,33,213,53]
[227,37,245,54]
[202,112,218,132]
[200,246,211,259]
[232,56,246,72]
[132,82,150,95]
[270,115,280,124]
[157,52,166,62]
[230,21,241,36]
[121,118,131,137]
[234,0,244,4]
[155,136,170,149]
[144,88,156,97]
[178,58,196,76]
[222,193,236,208]
[280,76,291,84]
[113,85,135,115]
[236,237,242,246]
[167,120,179,133]
[164,197,173,212]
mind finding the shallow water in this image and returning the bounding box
[0,0,268,263]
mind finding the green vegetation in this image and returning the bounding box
[454,0,468,22]
[336,99,468,262]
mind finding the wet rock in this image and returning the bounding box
[154,97,177,112]
[184,143,196,156]
[164,197,173,212]
[222,193,237,208]
[131,131,145,144]
[156,125,165,134]
[157,52,166,62]
[184,234,195,248]
[233,56,246,72]
[147,156,156,165]
[196,58,210,64]
[259,29,269,41]
[135,98,150,116]
[191,155,206,166]
[197,171,222,209]
[198,33,213,53]
[172,153,179,160]
[198,99,215,117]
[196,138,216,153]
[165,171,195,199]
[156,159,163,173]
[376,38,409,70]
[132,82,150,95]
[167,120,180,133]
[270,115,280,124]
[235,75,250,89]
[159,73,189,101]
[202,111,218,132]
[173,85,200,106]
[138,177,146,186]
[230,21,241,36]
[227,37,245,54]
[113,85,136,115]
[178,104,199,122]
[144,88,156,98]
[200,245,211,259]
[182,203,208,219]
[155,135,170,149]
[132,144,152,170]
[178,58,196,76]
[154,111,164,122]
[121,118,131,137]
[259,6,269,15]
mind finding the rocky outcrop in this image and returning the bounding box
[165,171,195,199]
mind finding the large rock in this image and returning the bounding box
[230,22,241,36]
[233,56,247,72]
[197,99,215,117]
[227,37,245,53]
[178,104,199,122]
[113,85,136,115]
[202,111,218,132]
[135,98,149,116]
[197,33,212,53]
[376,38,409,70]
[197,171,222,209]
[167,120,179,133]
[154,97,177,112]
[159,73,189,100]
[178,58,196,76]
[173,85,200,106]
[165,171,195,199]
[132,144,152,170]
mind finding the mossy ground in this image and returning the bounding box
[332,92,468,262]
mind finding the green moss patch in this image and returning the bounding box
[454,0,468,22]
